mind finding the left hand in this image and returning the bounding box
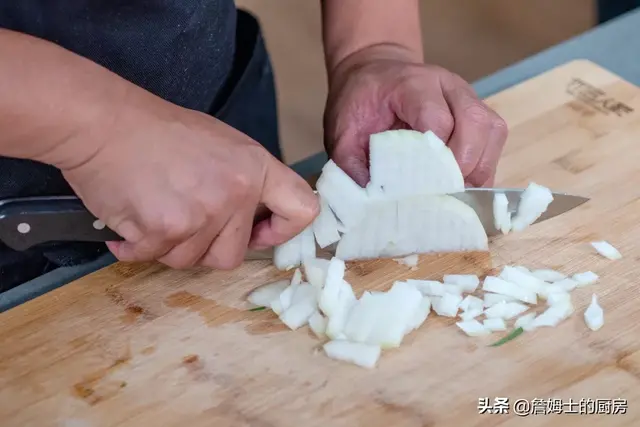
[324,45,508,188]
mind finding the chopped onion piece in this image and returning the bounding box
[456,319,490,336]
[433,293,463,317]
[312,198,342,248]
[584,294,604,331]
[443,274,480,292]
[393,254,419,268]
[591,241,622,260]
[367,282,423,348]
[319,257,346,317]
[407,280,446,297]
[530,269,567,282]
[315,160,369,229]
[483,293,517,307]
[572,271,599,287]
[343,292,381,343]
[499,266,545,293]
[459,307,484,321]
[483,318,507,331]
[308,311,328,338]
[482,276,537,304]
[442,283,463,295]
[368,129,464,197]
[405,297,432,333]
[303,258,330,290]
[493,193,512,234]
[459,295,484,312]
[325,280,356,339]
[484,301,529,320]
[552,278,579,292]
[279,284,318,330]
[511,182,554,232]
[279,270,302,311]
[270,298,285,315]
[247,280,289,307]
[546,291,571,306]
[273,226,316,270]
[514,312,537,331]
[513,265,531,274]
[533,301,574,328]
[323,340,381,369]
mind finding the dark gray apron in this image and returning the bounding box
[0,1,281,291]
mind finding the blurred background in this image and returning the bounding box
[235,0,628,165]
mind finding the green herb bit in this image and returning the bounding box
[489,327,524,347]
[249,306,267,312]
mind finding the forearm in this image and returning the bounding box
[321,0,424,77]
[0,29,137,169]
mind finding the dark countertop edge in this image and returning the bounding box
[3,9,640,313]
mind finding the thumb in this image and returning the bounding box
[249,159,319,249]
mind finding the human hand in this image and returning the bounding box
[324,45,508,188]
[60,96,319,269]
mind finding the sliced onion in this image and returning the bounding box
[315,160,369,229]
[323,340,381,369]
[312,198,342,248]
[483,318,507,331]
[511,182,554,232]
[443,274,480,293]
[456,319,490,336]
[459,295,484,312]
[493,192,511,234]
[308,311,328,338]
[406,279,446,297]
[545,291,571,306]
[483,293,517,307]
[499,266,545,293]
[584,294,604,331]
[532,301,574,328]
[482,276,537,304]
[590,241,622,260]
[368,129,464,197]
[279,284,318,330]
[303,257,330,290]
[343,291,383,343]
[433,293,463,317]
[572,271,599,287]
[405,296,432,333]
[514,312,537,331]
[325,280,356,339]
[319,257,346,317]
[273,226,316,270]
[530,269,566,282]
[459,307,484,321]
[247,279,289,307]
[552,278,579,292]
[483,301,529,320]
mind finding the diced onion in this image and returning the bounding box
[572,271,599,287]
[406,279,446,297]
[247,280,289,307]
[511,182,554,232]
[514,312,537,331]
[499,266,545,293]
[484,301,529,320]
[443,274,480,292]
[584,294,604,331]
[312,198,342,248]
[433,293,463,317]
[308,311,328,338]
[303,258,330,290]
[530,269,566,282]
[493,193,511,234]
[482,276,537,304]
[323,340,381,369]
[483,318,507,331]
[405,297,432,333]
[459,307,484,321]
[273,226,316,270]
[483,293,517,307]
[393,254,419,268]
[590,241,622,260]
[319,257,346,317]
[459,295,484,312]
[456,319,490,336]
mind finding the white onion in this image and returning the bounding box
[532,301,574,328]
[590,241,622,260]
[368,129,464,197]
[530,269,566,282]
[318,257,346,317]
[273,226,315,270]
[484,301,529,320]
[511,182,554,232]
[482,276,537,304]
[315,160,369,229]
[545,291,571,306]
[459,307,484,321]
[514,312,537,331]
[393,254,419,268]
[405,297,432,333]
[552,278,579,292]
[459,295,484,312]
[323,340,381,369]
[302,257,330,290]
[584,294,604,331]
[483,318,507,331]
[312,198,342,248]
[483,293,517,307]
[433,293,462,317]
[308,311,328,338]
[499,266,545,293]
[493,192,511,234]
[279,284,318,330]
[247,280,289,307]
[343,292,381,343]
[456,319,490,336]
[325,280,356,339]
[406,279,446,297]
[443,274,480,292]
[572,271,599,287]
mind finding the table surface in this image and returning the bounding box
[2,8,640,312]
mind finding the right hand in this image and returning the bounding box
[60,96,319,270]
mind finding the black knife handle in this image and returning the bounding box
[0,196,123,251]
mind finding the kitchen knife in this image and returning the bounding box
[0,189,589,257]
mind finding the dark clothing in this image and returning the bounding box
[0,2,281,291]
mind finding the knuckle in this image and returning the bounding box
[491,115,509,140]
[419,105,454,135]
[462,103,492,126]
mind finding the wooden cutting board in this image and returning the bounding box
[2,60,640,427]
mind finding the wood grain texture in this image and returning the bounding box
[2,60,640,426]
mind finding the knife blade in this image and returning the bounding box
[0,189,589,257]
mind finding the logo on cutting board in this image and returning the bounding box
[566,78,634,116]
